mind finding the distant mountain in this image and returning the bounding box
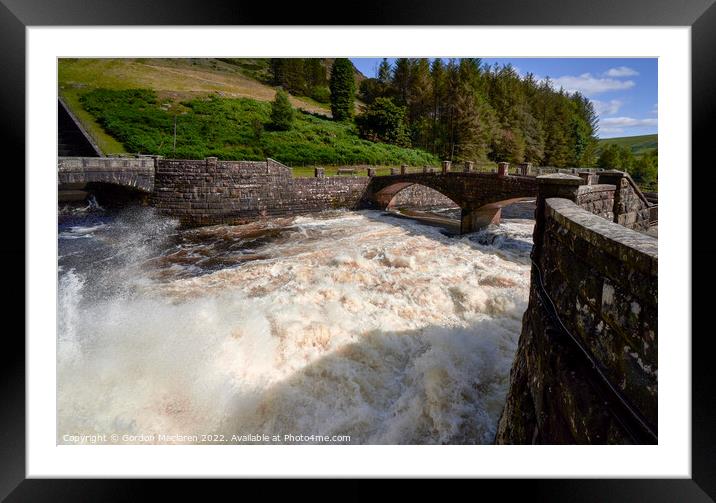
[597,134,657,157]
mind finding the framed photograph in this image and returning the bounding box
[4,0,714,498]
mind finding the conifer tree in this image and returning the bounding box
[269,88,294,131]
[377,58,392,84]
[430,59,447,155]
[391,58,412,106]
[329,58,356,121]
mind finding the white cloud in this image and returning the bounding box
[600,117,658,127]
[599,126,626,135]
[651,103,658,114]
[592,99,623,116]
[604,66,639,77]
[547,73,635,95]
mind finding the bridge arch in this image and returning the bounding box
[58,156,156,207]
[82,181,153,207]
[364,172,539,234]
[373,182,461,211]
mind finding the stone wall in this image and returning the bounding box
[575,184,616,221]
[496,174,658,444]
[151,157,371,225]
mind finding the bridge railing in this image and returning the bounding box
[58,156,157,171]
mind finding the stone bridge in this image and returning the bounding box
[363,164,538,233]
[58,156,653,235]
[58,157,156,193]
[58,157,540,233]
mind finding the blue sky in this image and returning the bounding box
[350,58,657,139]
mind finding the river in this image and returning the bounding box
[58,202,535,444]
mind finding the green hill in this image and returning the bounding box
[73,88,438,167]
[59,58,335,154]
[597,134,657,158]
[58,58,432,169]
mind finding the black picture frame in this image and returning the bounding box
[2,0,714,499]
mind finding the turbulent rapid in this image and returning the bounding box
[58,203,535,444]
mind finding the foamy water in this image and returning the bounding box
[58,207,534,444]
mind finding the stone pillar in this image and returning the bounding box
[460,206,502,234]
[206,156,218,169]
[534,174,585,254]
[578,172,593,185]
[464,161,475,173]
[314,167,325,178]
[366,167,376,177]
[597,170,627,225]
[390,167,399,175]
[497,162,509,177]
[442,161,451,173]
[518,162,532,176]
[536,173,585,201]
[400,164,408,175]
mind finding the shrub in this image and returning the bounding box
[355,97,411,147]
[309,85,331,104]
[269,89,294,131]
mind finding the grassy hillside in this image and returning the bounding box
[78,88,439,167]
[58,58,372,159]
[597,134,657,157]
[59,58,336,154]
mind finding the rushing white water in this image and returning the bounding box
[58,206,534,444]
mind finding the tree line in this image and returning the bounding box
[267,58,655,185]
[268,58,599,168]
[353,58,599,167]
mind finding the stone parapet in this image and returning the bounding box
[496,191,658,444]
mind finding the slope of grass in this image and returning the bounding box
[597,134,658,157]
[79,88,439,167]
[59,58,336,154]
